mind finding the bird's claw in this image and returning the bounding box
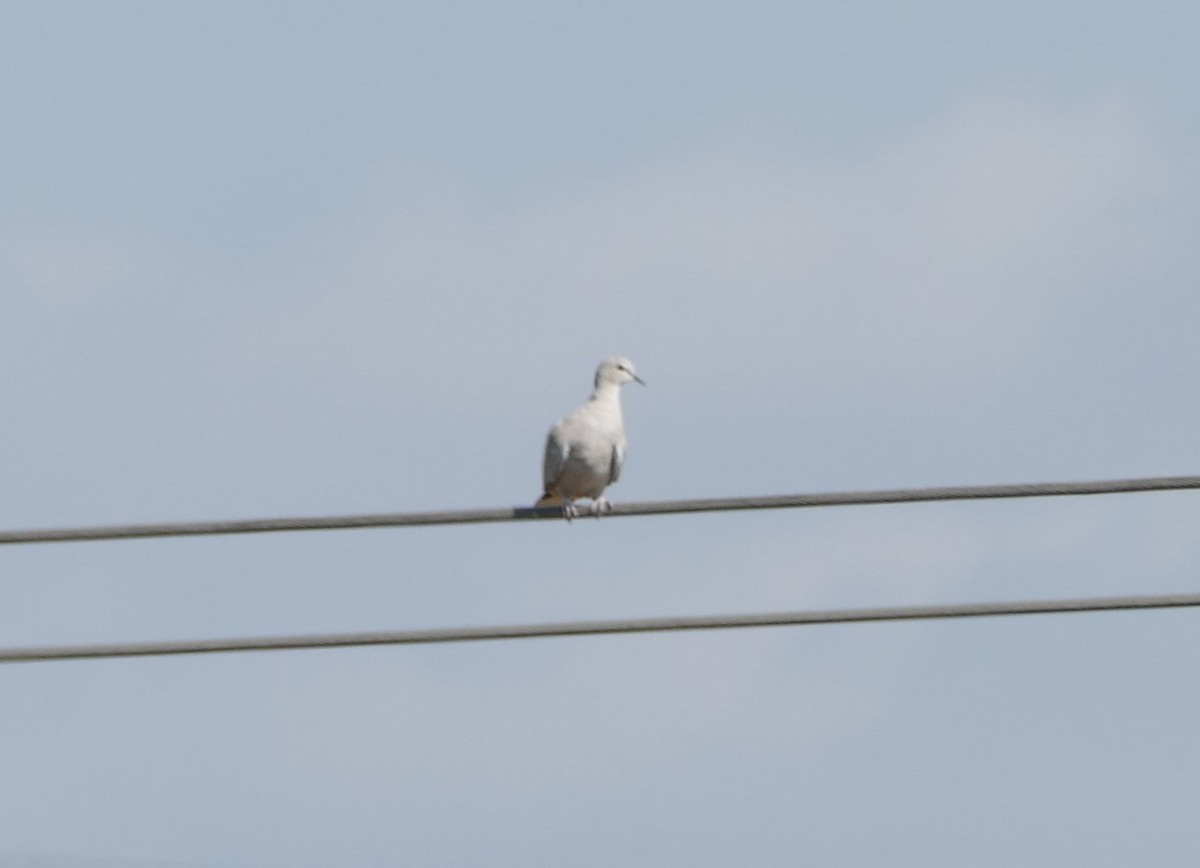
[589,497,612,517]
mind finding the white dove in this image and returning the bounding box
[536,356,645,519]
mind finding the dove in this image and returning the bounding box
[536,357,645,519]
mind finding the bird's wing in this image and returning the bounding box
[608,441,625,485]
[542,427,570,492]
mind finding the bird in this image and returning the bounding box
[536,356,645,519]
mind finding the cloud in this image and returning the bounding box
[3,230,171,311]
[215,96,1161,424]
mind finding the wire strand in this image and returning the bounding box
[3,591,1199,663]
[2,475,1198,546]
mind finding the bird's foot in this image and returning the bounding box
[561,500,579,521]
[589,497,613,517]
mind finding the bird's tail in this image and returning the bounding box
[535,493,563,508]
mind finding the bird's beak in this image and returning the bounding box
[633,373,646,385]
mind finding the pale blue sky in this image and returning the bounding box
[3,2,1200,866]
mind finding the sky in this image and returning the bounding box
[2,1,1200,865]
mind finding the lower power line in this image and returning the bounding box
[3,590,1198,664]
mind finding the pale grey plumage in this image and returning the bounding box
[537,356,644,518]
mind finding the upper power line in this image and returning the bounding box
[0,474,1197,546]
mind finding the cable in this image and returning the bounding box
[2,475,1199,546]
[3,591,1198,663]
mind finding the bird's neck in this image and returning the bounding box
[590,382,623,404]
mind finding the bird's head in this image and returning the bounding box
[595,356,645,388]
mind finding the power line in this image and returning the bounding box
[2,475,1199,546]
[3,591,1198,664]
